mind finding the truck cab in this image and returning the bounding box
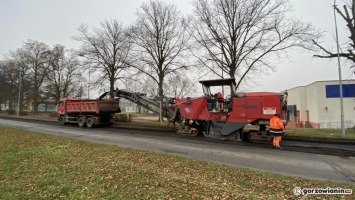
[57,98,66,117]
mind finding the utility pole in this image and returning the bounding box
[333,0,345,137]
[87,68,91,99]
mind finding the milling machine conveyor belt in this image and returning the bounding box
[98,89,175,118]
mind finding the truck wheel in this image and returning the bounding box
[78,116,86,127]
[86,117,94,128]
[59,116,66,125]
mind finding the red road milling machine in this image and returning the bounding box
[57,78,287,142]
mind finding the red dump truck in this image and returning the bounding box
[57,97,121,128]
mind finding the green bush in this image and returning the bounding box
[114,113,131,122]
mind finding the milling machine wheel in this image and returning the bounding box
[190,130,198,136]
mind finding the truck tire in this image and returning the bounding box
[59,116,66,125]
[78,116,86,127]
[86,117,94,128]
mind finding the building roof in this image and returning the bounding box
[287,79,355,90]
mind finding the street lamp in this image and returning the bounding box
[333,0,345,136]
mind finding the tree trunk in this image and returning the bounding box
[33,89,38,113]
[110,75,115,92]
[20,88,25,112]
[229,66,236,79]
[158,74,164,97]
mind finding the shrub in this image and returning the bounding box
[114,113,131,122]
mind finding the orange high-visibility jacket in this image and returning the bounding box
[269,116,284,130]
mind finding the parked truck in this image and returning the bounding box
[57,96,121,128]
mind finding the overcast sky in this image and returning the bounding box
[0,0,353,93]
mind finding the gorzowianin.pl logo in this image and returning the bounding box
[293,187,353,196]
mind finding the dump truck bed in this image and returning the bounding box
[65,98,120,114]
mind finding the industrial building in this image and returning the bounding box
[287,80,355,128]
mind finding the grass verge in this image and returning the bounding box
[285,127,355,140]
[0,125,354,199]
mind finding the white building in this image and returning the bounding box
[287,80,355,128]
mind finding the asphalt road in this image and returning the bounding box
[1,118,355,185]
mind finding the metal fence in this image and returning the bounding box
[319,121,355,129]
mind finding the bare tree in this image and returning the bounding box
[45,45,81,102]
[0,57,32,113]
[0,60,18,111]
[164,74,197,98]
[129,0,191,97]
[11,40,51,113]
[138,76,159,97]
[190,0,316,88]
[0,62,6,111]
[313,0,355,66]
[75,19,131,92]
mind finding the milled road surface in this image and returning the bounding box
[1,118,355,184]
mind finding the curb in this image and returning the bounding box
[284,136,355,145]
[112,124,174,133]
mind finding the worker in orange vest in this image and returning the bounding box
[215,92,223,99]
[269,114,285,149]
[214,92,224,111]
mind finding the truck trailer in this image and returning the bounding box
[57,97,121,128]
